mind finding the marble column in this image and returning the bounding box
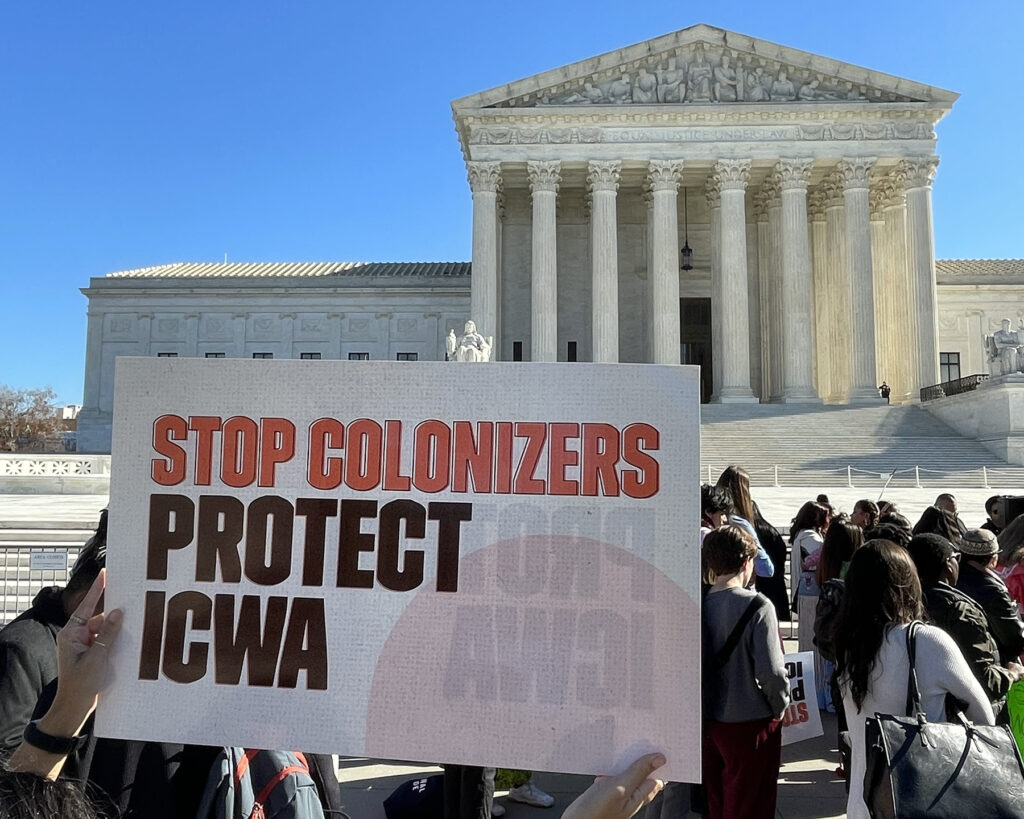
[900,157,941,390]
[753,190,772,401]
[881,174,915,402]
[468,161,503,350]
[712,159,757,402]
[643,187,655,362]
[823,173,849,402]
[765,177,784,401]
[588,161,621,363]
[706,178,723,398]
[869,190,889,390]
[528,160,561,362]
[648,160,684,365]
[808,189,830,401]
[838,158,883,402]
[777,159,820,402]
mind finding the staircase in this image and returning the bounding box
[700,404,1024,489]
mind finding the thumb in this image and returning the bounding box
[93,608,124,649]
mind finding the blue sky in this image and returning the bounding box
[2,1,1021,404]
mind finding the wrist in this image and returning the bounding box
[23,719,87,755]
[37,694,93,740]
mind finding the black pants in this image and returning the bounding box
[443,765,494,819]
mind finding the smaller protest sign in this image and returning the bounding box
[781,651,823,746]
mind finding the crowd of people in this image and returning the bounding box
[3,480,1024,818]
[699,470,1024,819]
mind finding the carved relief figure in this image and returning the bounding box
[745,67,770,101]
[770,69,796,101]
[451,320,493,363]
[798,78,826,100]
[712,54,738,102]
[608,72,632,103]
[657,57,686,102]
[687,46,713,101]
[985,318,1024,376]
[582,81,606,103]
[632,67,657,103]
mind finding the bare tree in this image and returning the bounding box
[0,385,60,452]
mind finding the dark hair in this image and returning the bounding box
[716,465,754,523]
[701,484,733,519]
[66,509,107,596]
[912,506,963,547]
[816,521,863,586]
[878,511,912,535]
[816,493,830,505]
[0,767,99,819]
[853,499,879,529]
[907,533,956,586]
[935,493,956,507]
[999,515,1024,565]
[703,525,757,576]
[986,495,1001,516]
[864,522,911,549]
[789,501,829,542]
[834,540,924,712]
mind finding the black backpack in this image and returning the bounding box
[813,578,845,663]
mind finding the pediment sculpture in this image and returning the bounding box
[491,42,917,108]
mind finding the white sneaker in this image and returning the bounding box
[491,803,506,817]
[508,782,555,808]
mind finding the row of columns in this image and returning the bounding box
[467,155,939,402]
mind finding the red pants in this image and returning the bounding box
[702,717,783,819]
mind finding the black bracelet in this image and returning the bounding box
[22,719,85,754]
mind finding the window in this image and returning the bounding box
[396,352,418,361]
[300,352,322,360]
[567,341,577,362]
[205,352,226,358]
[512,341,523,361]
[939,352,961,383]
[348,352,369,360]
[252,352,273,359]
[157,352,178,357]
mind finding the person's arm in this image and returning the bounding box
[923,627,995,726]
[561,753,665,819]
[0,641,48,751]
[751,604,790,718]
[732,516,773,578]
[7,570,121,780]
[985,583,1024,662]
[944,600,1019,702]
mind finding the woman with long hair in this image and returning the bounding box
[789,501,830,653]
[715,465,776,584]
[834,541,994,819]
[813,520,863,712]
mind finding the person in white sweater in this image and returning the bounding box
[834,540,994,819]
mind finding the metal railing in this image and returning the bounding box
[920,373,990,402]
[0,545,79,627]
[702,462,1022,489]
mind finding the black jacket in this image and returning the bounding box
[0,586,67,750]
[956,561,1024,665]
[922,581,1015,706]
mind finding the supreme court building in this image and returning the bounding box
[78,25,1024,452]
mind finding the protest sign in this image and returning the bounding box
[99,358,701,780]
[781,651,823,745]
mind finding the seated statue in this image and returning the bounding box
[448,320,493,363]
[985,318,1024,376]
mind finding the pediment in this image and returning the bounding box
[452,24,957,111]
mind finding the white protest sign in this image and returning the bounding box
[29,551,70,572]
[99,358,701,781]
[781,651,824,745]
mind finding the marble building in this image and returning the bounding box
[77,25,1024,452]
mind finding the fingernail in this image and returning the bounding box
[109,609,124,624]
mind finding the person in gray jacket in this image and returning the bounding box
[701,525,790,819]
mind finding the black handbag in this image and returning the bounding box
[863,621,1024,818]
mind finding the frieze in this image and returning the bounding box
[489,42,925,109]
[469,122,934,145]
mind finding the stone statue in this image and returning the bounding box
[687,46,713,102]
[657,57,686,102]
[798,78,827,100]
[985,318,1024,376]
[770,69,796,101]
[582,81,606,103]
[745,67,770,101]
[608,72,632,103]
[632,67,657,103]
[450,320,493,363]
[712,54,738,102]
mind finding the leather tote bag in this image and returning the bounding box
[863,621,1024,818]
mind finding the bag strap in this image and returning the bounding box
[715,596,765,669]
[234,750,312,819]
[905,621,924,716]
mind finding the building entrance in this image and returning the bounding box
[680,298,712,403]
